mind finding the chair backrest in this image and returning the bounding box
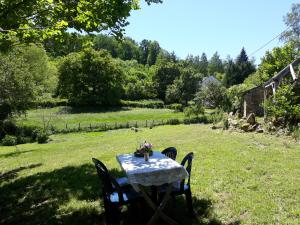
[180,152,194,191]
[161,147,177,160]
[92,158,124,203]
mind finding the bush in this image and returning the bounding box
[33,98,68,108]
[264,83,300,125]
[120,99,164,108]
[292,128,300,141]
[1,135,17,146]
[166,103,183,112]
[37,132,49,144]
[167,118,180,125]
[223,118,230,130]
[17,136,32,144]
[184,101,204,118]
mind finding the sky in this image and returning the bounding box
[125,0,296,64]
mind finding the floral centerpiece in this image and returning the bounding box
[134,141,153,159]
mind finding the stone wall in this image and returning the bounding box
[243,86,264,117]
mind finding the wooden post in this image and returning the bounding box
[65,123,68,129]
[135,121,138,128]
[78,123,81,130]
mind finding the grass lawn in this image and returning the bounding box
[0,124,299,225]
[16,106,184,131]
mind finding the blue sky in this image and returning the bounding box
[125,0,296,64]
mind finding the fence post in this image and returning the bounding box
[65,123,68,129]
[135,121,138,128]
[104,123,107,130]
[146,120,147,127]
[78,123,81,130]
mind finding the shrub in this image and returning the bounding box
[120,99,164,108]
[1,135,17,146]
[37,132,49,144]
[167,118,180,125]
[184,101,204,118]
[264,83,300,125]
[292,128,300,141]
[34,98,68,108]
[223,118,230,130]
[166,103,183,112]
[17,136,32,144]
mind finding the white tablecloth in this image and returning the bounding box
[116,151,188,188]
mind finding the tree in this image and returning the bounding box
[264,83,300,124]
[222,48,255,87]
[139,39,151,65]
[44,32,92,57]
[208,52,224,75]
[0,49,34,120]
[0,0,162,49]
[147,41,160,66]
[0,44,56,120]
[244,42,299,86]
[280,3,300,44]
[57,48,125,106]
[195,77,229,109]
[153,63,181,100]
[199,53,208,75]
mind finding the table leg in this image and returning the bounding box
[138,184,178,225]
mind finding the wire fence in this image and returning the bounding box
[48,117,212,134]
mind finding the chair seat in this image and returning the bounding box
[109,187,141,204]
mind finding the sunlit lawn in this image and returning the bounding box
[0,124,299,225]
[16,106,184,131]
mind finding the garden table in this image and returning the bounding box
[116,151,188,225]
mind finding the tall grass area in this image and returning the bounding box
[16,106,185,131]
[0,125,299,225]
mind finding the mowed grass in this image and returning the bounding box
[0,125,299,225]
[16,106,184,130]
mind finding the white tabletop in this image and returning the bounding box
[116,151,189,187]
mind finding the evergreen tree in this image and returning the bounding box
[199,53,208,75]
[208,52,224,75]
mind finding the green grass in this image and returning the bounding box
[0,125,299,224]
[16,106,184,131]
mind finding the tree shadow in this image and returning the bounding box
[0,164,240,225]
[57,106,131,115]
[0,149,34,159]
[0,163,42,183]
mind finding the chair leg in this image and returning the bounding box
[104,201,121,225]
[185,190,193,215]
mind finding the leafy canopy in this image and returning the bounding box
[0,0,162,48]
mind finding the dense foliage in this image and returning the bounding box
[57,48,125,106]
[0,0,162,49]
[0,44,57,120]
[264,83,300,124]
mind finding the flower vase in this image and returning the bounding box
[144,152,149,161]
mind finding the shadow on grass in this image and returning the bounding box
[0,163,42,182]
[0,163,239,225]
[0,149,34,159]
[57,106,131,115]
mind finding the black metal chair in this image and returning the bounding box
[161,147,177,160]
[92,158,142,225]
[159,152,194,214]
[92,158,129,187]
